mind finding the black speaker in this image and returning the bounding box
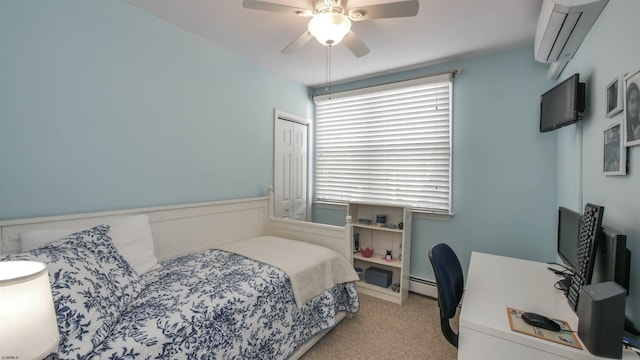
[577,281,626,358]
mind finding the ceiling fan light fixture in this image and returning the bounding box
[308,12,351,46]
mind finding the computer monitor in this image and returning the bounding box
[557,206,582,271]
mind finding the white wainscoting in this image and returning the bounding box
[0,190,350,262]
[0,196,270,260]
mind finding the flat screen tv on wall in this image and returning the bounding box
[540,73,585,132]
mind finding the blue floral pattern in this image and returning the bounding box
[1,231,359,360]
[86,249,360,360]
[0,225,145,359]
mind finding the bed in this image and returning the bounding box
[0,190,359,359]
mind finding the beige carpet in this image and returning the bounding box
[301,292,459,360]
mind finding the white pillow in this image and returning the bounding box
[107,215,158,275]
[19,214,159,274]
[20,225,89,252]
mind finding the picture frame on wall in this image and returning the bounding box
[603,121,626,176]
[624,69,640,146]
[606,75,624,118]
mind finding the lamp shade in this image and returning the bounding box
[308,12,351,46]
[0,261,59,359]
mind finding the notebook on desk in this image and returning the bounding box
[507,307,582,349]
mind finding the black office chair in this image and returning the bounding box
[428,243,464,348]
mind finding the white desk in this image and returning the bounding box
[458,252,636,360]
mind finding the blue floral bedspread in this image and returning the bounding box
[87,249,360,360]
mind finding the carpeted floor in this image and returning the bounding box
[301,292,459,359]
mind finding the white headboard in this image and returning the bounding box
[0,196,270,260]
[0,190,350,260]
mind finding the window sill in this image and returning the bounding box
[412,210,453,222]
[313,201,453,222]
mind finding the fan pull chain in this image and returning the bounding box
[325,45,332,97]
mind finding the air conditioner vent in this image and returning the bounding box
[534,0,608,64]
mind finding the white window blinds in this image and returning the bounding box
[314,73,452,213]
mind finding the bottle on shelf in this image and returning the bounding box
[346,201,411,305]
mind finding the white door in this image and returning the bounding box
[274,112,309,220]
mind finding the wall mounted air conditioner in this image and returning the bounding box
[534,0,608,65]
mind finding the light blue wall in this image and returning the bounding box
[5,0,637,326]
[313,46,558,278]
[0,1,312,219]
[559,0,640,322]
[313,0,640,324]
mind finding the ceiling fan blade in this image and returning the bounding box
[242,0,312,16]
[281,31,315,55]
[343,31,370,57]
[348,0,419,21]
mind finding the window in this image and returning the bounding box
[314,73,452,214]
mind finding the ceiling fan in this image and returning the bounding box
[242,0,419,57]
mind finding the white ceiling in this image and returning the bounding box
[126,0,543,87]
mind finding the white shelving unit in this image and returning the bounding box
[346,201,411,305]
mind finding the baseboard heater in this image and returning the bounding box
[409,275,465,307]
[409,276,438,298]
